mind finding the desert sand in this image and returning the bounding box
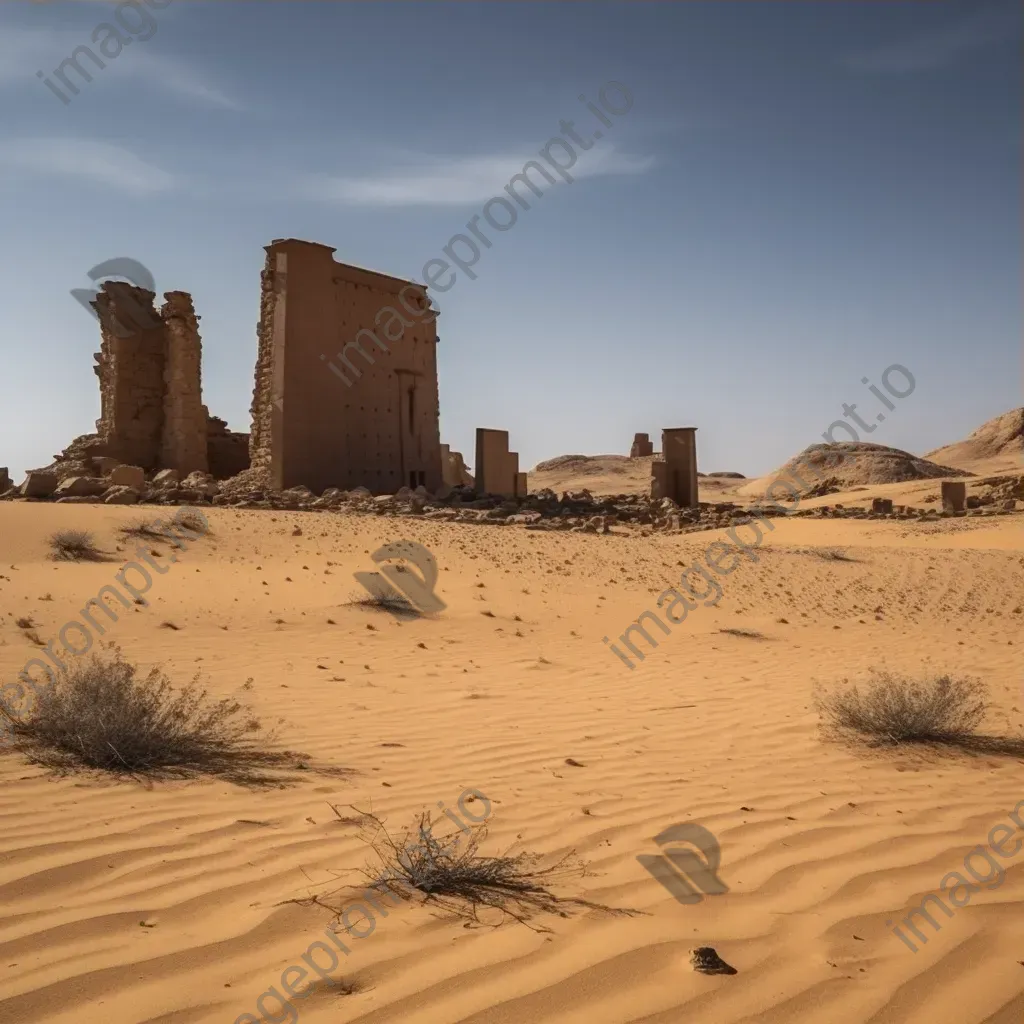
[2,456,1023,1024]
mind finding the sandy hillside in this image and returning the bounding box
[737,443,971,501]
[530,454,747,502]
[1,502,1023,1024]
[925,407,1024,476]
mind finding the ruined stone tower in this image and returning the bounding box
[250,239,442,495]
[91,282,208,475]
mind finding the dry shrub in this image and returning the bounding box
[814,669,988,745]
[300,807,637,932]
[718,628,767,640]
[49,529,104,562]
[175,508,210,536]
[118,518,167,541]
[0,648,299,783]
[347,588,419,617]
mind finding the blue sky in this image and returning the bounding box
[1,0,1020,482]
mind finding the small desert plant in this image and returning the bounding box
[175,508,210,536]
[299,807,636,932]
[0,647,295,782]
[814,670,988,745]
[118,518,167,541]
[347,588,419,616]
[49,529,104,562]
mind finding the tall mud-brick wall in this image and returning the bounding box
[161,291,208,476]
[91,281,208,474]
[252,238,442,495]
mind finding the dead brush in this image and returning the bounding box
[299,807,638,932]
[0,646,304,784]
[175,508,210,536]
[118,518,168,542]
[49,529,105,562]
[813,669,995,747]
[346,587,419,617]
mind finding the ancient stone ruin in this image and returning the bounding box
[941,480,967,512]
[9,239,541,503]
[474,428,527,498]
[651,427,699,507]
[441,444,474,488]
[249,239,442,495]
[19,280,251,501]
[630,432,654,458]
[92,282,209,475]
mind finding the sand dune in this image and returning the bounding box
[1,499,1023,1024]
[925,407,1024,476]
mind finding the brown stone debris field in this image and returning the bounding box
[1,239,1023,1024]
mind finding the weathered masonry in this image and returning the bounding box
[651,427,699,507]
[251,239,443,495]
[92,282,209,475]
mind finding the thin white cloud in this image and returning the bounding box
[299,146,655,207]
[0,24,239,109]
[0,138,176,194]
[843,4,1020,74]
[139,52,240,110]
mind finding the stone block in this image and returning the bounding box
[94,457,122,476]
[182,470,219,497]
[871,498,893,514]
[152,469,180,488]
[515,472,528,497]
[109,465,146,489]
[55,476,108,498]
[0,467,10,493]
[21,471,58,498]
[941,480,966,512]
[103,486,140,505]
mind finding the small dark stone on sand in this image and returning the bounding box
[691,946,737,975]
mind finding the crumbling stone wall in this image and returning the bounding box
[207,415,250,479]
[90,281,208,475]
[630,432,654,458]
[248,248,284,487]
[161,291,208,476]
[93,282,167,468]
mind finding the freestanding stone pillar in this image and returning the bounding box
[653,427,699,508]
[474,428,520,497]
[941,480,966,512]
